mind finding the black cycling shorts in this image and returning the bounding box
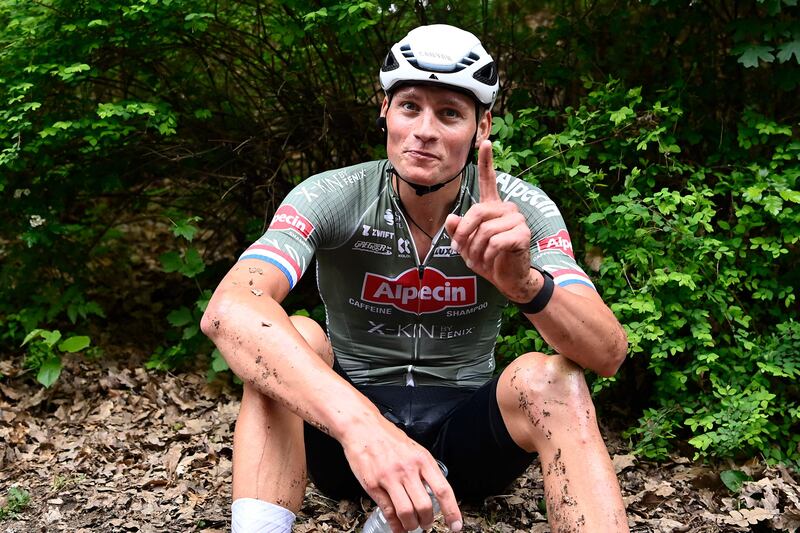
[304,359,536,503]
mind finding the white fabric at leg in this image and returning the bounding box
[231,497,296,533]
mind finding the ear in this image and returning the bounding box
[380,96,389,118]
[377,97,390,132]
[475,109,492,147]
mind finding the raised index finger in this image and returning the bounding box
[477,139,500,203]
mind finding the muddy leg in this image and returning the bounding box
[496,352,628,532]
[232,315,332,512]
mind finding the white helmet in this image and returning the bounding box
[380,24,499,109]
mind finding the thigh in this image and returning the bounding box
[431,378,538,502]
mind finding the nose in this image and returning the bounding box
[412,108,439,143]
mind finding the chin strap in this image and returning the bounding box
[392,169,463,196]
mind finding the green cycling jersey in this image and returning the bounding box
[240,160,595,388]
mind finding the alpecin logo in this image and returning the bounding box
[537,229,574,258]
[269,205,314,240]
[361,267,476,314]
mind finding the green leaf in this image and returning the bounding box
[610,106,634,125]
[180,248,205,278]
[182,323,199,340]
[211,349,229,372]
[763,195,783,216]
[167,307,193,327]
[720,470,751,493]
[185,12,214,21]
[172,217,201,241]
[779,189,800,203]
[58,336,90,353]
[40,330,62,348]
[737,46,775,68]
[776,39,800,64]
[743,186,764,201]
[159,251,182,273]
[37,355,62,388]
[21,329,45,346]
[584,212,605,224]
[64,63,90,74]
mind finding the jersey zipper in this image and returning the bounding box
[390,199,421,387]
[391,197,451,387]
[388,167,471,387]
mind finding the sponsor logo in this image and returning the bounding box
[433,245,459,258]
[361,267,476,314]
[297,168,367,201]
[418,50,454,62]
[446,301,488,317]
[269,205,314,240]
[384,209,395,226]
[366,321,475,338]
[361,225,395,240]
[353,240,393,255]
[495,174,560,217]
[348,298,392,314]
[537,229,574,258]
[397,238,412,255]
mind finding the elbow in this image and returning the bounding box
[596,353,625,378]
[595,329,629,378]
[200,293,228,341]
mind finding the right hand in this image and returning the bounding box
[342,418,463,532]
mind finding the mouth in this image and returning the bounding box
[405,149,438,161]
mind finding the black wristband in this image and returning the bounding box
[514,267,555,314]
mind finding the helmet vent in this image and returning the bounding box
[399,46,484,74]
[473,61,498,85]
[382,51,399,72]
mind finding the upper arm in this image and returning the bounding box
[213,258,292,303]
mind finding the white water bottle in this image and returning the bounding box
[361,462,447,533]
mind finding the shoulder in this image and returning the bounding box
[285,160,386,207]
[491,171,562,219]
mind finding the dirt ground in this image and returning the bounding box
[1,355,798,533]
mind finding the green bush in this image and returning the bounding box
[1,0,798,463]
[492,78,799,462]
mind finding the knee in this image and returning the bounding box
[499,353,593,417]
[288,315,332,366]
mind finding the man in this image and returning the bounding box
[202,24,629,533]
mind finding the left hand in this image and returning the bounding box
[444,140,537,302]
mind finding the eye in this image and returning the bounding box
[442,108,462,119]
[398,101,418,112]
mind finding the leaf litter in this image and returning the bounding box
[0,356,798,532]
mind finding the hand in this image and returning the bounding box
[445,140,538,302]
[341,417,462,532]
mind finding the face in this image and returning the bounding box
[381,85,491,187]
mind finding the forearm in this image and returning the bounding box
[520,271,628,376]
[201,290,383,441]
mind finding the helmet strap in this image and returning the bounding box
[392,169,463,196]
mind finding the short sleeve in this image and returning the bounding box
[495,172,595,290]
